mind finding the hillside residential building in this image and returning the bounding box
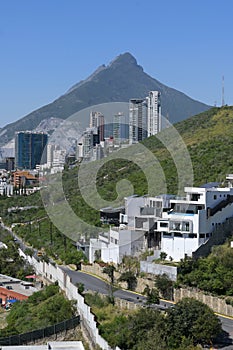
[15,131,48,170]
[91,178,233,262]
[89,227,145,264]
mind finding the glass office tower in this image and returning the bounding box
[15,131,48,170]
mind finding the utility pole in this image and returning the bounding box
[50,222,53,245]
[63,235,67,252]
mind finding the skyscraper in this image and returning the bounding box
[129,99,147,144]
[15,131,48,170]
[113,112,126,143]
[89,111,105,142]
[147,91,161,137]
[77,127,100,160]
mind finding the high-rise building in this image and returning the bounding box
[77,127,100,160]
[46,143,55,168]
[113,112,126,143]
[147,91,161,137]
[15,131,48,170]
[129,99,148,144]
[89,111,105,141]
[6,157,15,171]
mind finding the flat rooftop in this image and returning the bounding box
[0,274,38,297]
[1,341,85,350]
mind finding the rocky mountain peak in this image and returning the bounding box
[108,52,138,67]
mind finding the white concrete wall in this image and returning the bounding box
[206,188,233,208]
[140,262,177,281]
[102,244,119,264]
[161,236,199,261]
[89,238,105,263]
[204,202,233,233]
[125,196,145,228]
[19,249,114,350]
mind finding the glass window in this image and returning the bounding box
[174,232,182,237]
[160,222,168,228]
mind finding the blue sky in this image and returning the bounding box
[0,0,233,127]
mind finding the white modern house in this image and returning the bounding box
[89,227,145,264]
[90,176,233,263]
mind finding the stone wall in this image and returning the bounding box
[81,264,233,317]
[81,263,155,293]
[174,288,233,317]
[114,297,141,310]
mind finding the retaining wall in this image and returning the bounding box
[174,288,233,317]
[81,263,154,293]
[19,250,114,350]
[80,261,233,318]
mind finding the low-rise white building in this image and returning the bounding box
[0,178,13,196]
[132,180,233,261]
[89,227,145,264]
[91,177,233,263]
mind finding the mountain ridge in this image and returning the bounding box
[0,52,211,146]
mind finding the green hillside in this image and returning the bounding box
[1,106,233,254]
[94,105,233,199]
[0,283,75,336]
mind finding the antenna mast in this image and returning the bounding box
[222,75,225,106]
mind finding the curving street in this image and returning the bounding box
[2,221,233,349]
[61,267,233,349]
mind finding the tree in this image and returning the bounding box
[24,247,34,257]
[121,255,140,276]
[118,271,137,290]
[62,250,85,270]
[155,273,174,300]
[160,251,167,261]
[99,315,128,348]
[143,285,160,304]
[94,249,101,262]
[166,298,222,348]
[103,264,116,284]
[124,308,166,349]
[135,325,167,350]
[76,282,85,295]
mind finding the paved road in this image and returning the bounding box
[2,222,233,349]
[61,267,233,349]
[1,222,43,261]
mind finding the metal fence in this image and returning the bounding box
[0,316,80,346]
